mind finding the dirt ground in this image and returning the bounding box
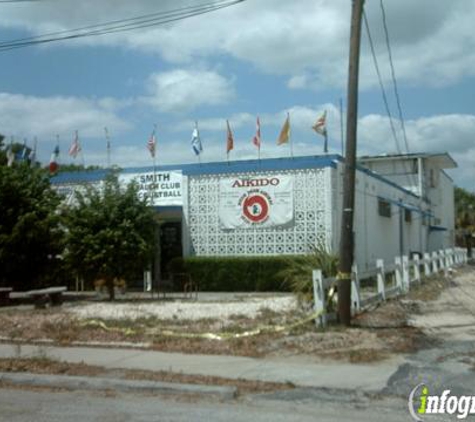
[0,265,473,365]
[0,357,293,395]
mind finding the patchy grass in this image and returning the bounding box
[0,269,464,363]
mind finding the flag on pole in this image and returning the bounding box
[49,144,60,175]
[277,113,291,145]
[252,116,261,149]
[29,138,37,164]
[226,120,234,153]
[147,127,156,158]
[312,110,327,136]
[68,131,81,158]
[104,127,111,151]
[6,144,14,167]
[20,140,28,161]
[191,123,202,155]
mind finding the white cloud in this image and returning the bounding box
[0,92,130,140]
[145,69,235,112]
[2,1,475,90]
[357,113,475,190]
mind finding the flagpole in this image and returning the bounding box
[104,127,111,168]
[339,98,345,156]
[153,123,157,174]
[56,134,60,165]
[195,121,201,166]
[31,136,38,166]
[288,112,294,159]
[324,132,329,154]
[76,130,85,167]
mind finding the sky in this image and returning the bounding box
[0,0,474,191]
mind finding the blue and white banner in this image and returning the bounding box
[120,170,183,206]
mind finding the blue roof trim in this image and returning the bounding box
[356,164,420,199]
[50,155,341,184]
[377,196,423,213]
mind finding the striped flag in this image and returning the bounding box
[49,144,60,175]
[312,110,327,136]
[191,123,202,155]
[147,128,156,158]
[68,130,81,158]
[226,120,234,153]
[29,138,37,164]
[252,116,261,149]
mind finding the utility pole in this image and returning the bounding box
[338,0,365,326]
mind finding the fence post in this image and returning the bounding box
[438,250,445,271]
[448,248,454,267]
[351,264,361,314]
[413,254,421,283]
[402,255,410,292]
[424,252,431,276]
[432,251,438,273]
[312,270,326,327]
[395,256,403,292]
[376,259,386,300]
[454,248,459,266]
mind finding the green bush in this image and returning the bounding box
[180,256,309,292]
[278,243,339,302]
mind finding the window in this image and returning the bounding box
[378,198,391,218]
[404,209,412,223]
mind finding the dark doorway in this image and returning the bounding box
[160,221,183,278]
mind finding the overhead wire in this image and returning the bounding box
[379,0,410,155]
[362,9,402,154]
[363,8,419,190]
[0,0,245,52]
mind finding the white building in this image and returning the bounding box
[52,152,456,274]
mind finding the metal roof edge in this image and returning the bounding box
[50,154,343,184]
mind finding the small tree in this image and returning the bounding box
[0,165,63,289]
[63,172,157,300]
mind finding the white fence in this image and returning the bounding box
[313,247,469,327]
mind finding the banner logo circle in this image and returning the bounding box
[242,194,269,223]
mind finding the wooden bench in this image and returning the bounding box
[26,286,67,308]
[0,288,13,306]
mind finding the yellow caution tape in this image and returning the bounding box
[80,309,324,341]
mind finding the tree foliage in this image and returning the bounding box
[455,186,475,249]
[63,173,157,300]
[455,187,475,229]
[278,243,339,304]
[0,165,63,290]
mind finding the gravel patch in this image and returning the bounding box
[66,296,298,321]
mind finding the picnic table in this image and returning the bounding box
[0,287,13,306]
[26,286,67,308]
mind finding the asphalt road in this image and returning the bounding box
[0,387,415,422]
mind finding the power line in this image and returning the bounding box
[362,10,401,154]
[363,9,419,190]
[0,0,245,52]
[380,0,410,155]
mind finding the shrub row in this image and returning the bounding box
[180,255,308,292]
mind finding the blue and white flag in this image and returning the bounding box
[191,123,202,156]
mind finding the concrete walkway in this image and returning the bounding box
[0,343,402,392]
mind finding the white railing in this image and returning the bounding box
[313,247,468,327]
